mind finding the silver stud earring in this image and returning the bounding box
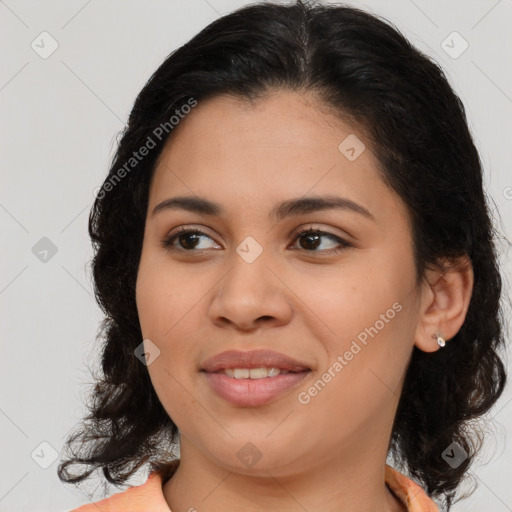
[432,333,446,347]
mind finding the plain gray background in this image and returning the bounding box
[1,1,511,511]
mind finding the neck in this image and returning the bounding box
[162,441,406,512]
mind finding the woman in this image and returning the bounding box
[58,1,508,511]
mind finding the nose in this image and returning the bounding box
[208,254,293,333]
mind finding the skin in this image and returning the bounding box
[135,89,474,512]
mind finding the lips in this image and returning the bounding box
[201,349,311,373]
[201,349,312,407]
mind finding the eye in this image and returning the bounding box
[161,226,352,254]
[289,227,351,254]
[161,226,220,251]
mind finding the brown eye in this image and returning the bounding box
[161,227,219,251]
[290,227,351,254]
[161,226,351,254]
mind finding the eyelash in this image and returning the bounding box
[160,226,352,255]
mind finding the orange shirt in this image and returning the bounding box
[70,463,439,511]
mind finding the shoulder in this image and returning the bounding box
[385,464,440,512]
[68,471,172,512]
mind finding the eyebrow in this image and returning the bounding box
[151,195,374,222]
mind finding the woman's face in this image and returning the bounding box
[136,89,428,476]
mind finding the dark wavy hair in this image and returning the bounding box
[57,1,508,509]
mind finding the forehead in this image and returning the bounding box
[148,89,410,230]
[161,89,357,150]
[152,89,367,184]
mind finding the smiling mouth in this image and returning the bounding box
[208,367,306,379]
[199,349,312,406]
[201,368,311,407]
[200,348,311,374]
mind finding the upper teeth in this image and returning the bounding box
[224,367,288,379]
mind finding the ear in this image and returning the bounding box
[414,255,474,353]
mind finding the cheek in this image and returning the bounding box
[136,249,199,338]
[135,253,205,403]
[296,300,412,443]
[294,251,415,403]
[136,274,199,428]
[292,253,409,345]
[136,269,196,374]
